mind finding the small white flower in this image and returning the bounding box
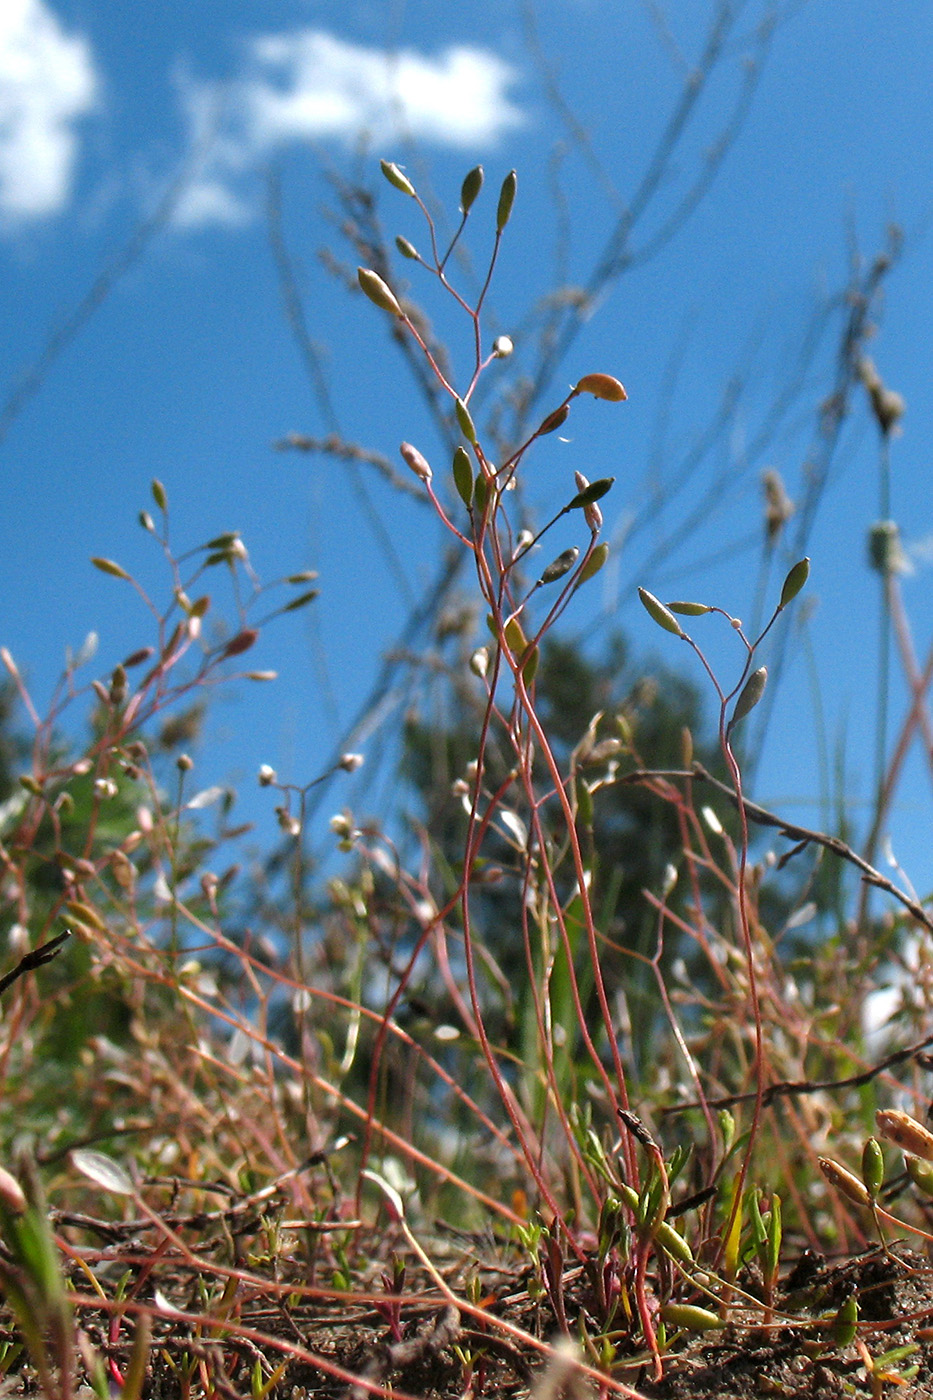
[492,335,514,358]
[338,752,364,772]
[94,778,118,800]
[258,764,277,786]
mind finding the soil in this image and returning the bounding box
[140,1237,933,1400]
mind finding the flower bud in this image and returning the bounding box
[492,335,513,358]
[400,442,432,483]
[258,764,277,787]
[339,753,364,772]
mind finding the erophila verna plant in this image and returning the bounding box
[2,153,931,1400]
[352,158,821,1379]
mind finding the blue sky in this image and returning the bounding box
[2,0,933,910]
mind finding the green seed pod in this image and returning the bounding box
[496,170,517,231]
[395,235,419,260]
[504,617,527,657]
[660,1304,723,1333]
[139,510,155,532]
[654,1220,694,1267]
[618,1184,640,1213]
[565,478,615,513]
[539,548,579,585]
[537,404,570,435]
[905,1153,933,1197]
[91,556,131,581]
[861,1138,885,1200]
[574,373,627,402]
[357,266,402,316]
[779,557,810,608]
[668,601,712,616]
[452,446,474,507]
[576,543,609,586]
[455,397,478,446]
[638,588,685,638]
[379,160,416,197]
[151,478,167,511]
[282,589,319,612]
[831,1294,858,1348]
[522,644,539,686]
[729,666,768,730]
[460,165,484,213]
[474,472,489,514]
[575,776,594,828]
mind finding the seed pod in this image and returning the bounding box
[660,1304,723,1333]
[638,588,685,638]
[496,170,517,231]
[380,160,415,197]
[654,1220,694,1267]
[818,1157,870,1207]
[151,479,168,511]
[861,1138,885,1200]
[668,601,712,616]
[876,1109,933,1162]
[474,471,489,514]
[400,441,433,483]
[357,266,402,317]
[395,235,419,260]
[283,589,319,612]
[460,165,484,213]
[567,477,614,511]
[539,548,579,585]
[831,1294,858,1348]
[91,556,131,581]
[455,397,478,446]
[905,1153,933,1197]
[221,628,259,659]
[139,510,155,532]
[576,544,609,586]
[574,373,627,402]
[452,446,474,507]
[537,404,570,435]
[729,667,768,730]
[779,557,810,609]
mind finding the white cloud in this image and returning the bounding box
[0,0,98,224]
[174,29,524,229]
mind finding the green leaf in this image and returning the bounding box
[496,169,517,231]
[779,556,810,608]
[638,588,684,637]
